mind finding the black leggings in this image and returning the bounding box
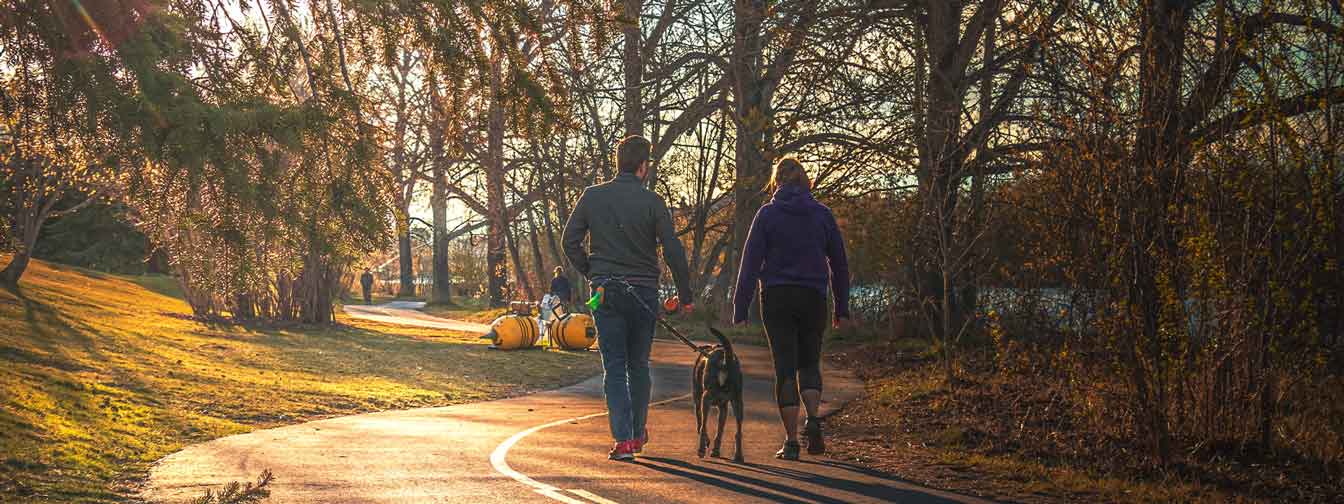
[761,285,826,408]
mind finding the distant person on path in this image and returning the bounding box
[732,157,850,461]
[550,266,572,311]
[360,269,374,304]
[563,135,695,461]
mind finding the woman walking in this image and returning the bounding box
[732,157,850,460]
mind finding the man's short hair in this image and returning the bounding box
[616,135,652,174]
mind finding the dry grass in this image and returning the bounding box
[0,258,600,503]
[824,340,1339,503]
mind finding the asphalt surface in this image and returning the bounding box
[142,303,992,504]
[343,300,493,333]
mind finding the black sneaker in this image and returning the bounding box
[775,440,801,460]
[804,417,825,455]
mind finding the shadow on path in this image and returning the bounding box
[638,456,971,504]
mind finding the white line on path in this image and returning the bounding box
[490,394,691,504]
[567,489,623,504]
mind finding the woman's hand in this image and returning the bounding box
[663,296,694,315]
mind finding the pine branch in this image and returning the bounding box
[189,470,273,504]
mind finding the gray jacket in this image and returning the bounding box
[562,173,693,301]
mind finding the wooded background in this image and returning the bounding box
[3,0,1342,477]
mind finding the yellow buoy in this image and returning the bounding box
[549,313,597,350]
[484,315,540,350]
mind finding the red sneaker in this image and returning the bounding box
[608,440,638,461]
[634,429,649,453]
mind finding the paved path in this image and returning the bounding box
[344,300,492,333]
[143,304,992,504]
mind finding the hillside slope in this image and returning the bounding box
[0,258,599,503]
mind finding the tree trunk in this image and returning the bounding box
[1,251,31,287]
[696,236,728,307]
[728,0,770,322]
[960,11,997,331]
[397,222,415,298]
[485,56,510,307]
[505,221,533,301]
[1127,0,1192,464]
[390,49,416,300]
[3,184,55,287]
[545,165,585,307]
[623,0,644,137]
[708,248,736,324]
[541,198,567,273]
[526,207,548,292]
[431,177,452,305]
[298,233,339,324]
[177,180,217,317]
[429,76,453,305]
[276,270,294,320]
[688,123,725,287]
[915,0,965,359]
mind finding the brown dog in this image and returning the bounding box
[692,327,744,462]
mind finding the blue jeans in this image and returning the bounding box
[593,283,658,442]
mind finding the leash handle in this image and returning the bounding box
[586,287,605,311]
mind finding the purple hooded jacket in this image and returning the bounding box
[732,184,850,323]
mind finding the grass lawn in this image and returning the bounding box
[0,258,601,503]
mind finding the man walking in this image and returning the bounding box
[563,135,694,461]
[360,268,375,304]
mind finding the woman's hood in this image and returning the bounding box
[770,185,820,215]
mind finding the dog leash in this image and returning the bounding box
[590,276,710,357]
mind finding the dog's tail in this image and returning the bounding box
[708,326,735,362]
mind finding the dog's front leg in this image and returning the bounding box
[694,395,704,457]
[711,403,727,458]
[696,393,711,458]
[732,398,745,463]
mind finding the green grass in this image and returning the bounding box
[0,258,601,503]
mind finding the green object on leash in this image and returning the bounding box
[586,287,605,311]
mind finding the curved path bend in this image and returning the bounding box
[142,303,992,504]
[343,300,492,333]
